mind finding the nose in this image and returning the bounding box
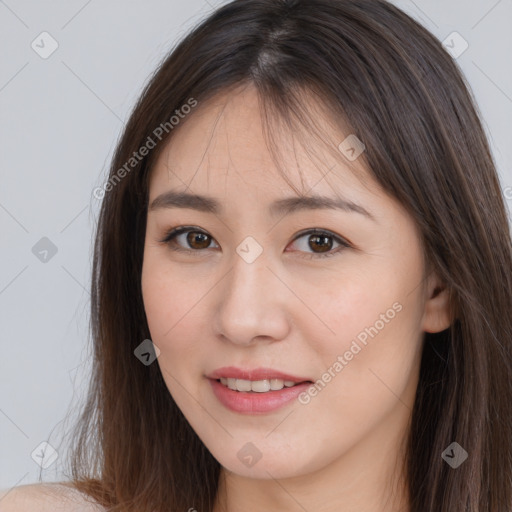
[212,250,291,346]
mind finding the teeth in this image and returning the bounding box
[219,378,299,392]
[236,379,253,392]
[270,378,284,390]
[250,380,271,392]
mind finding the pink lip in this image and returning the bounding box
[206,366,313,414]
[208,379,311,414]
[207,366,310,383]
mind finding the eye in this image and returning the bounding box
[287,228,351,259]
[159,226,218,254]
[159,226,351,259]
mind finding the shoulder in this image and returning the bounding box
[0,482,105,512]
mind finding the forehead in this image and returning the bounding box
[149,84,379,205]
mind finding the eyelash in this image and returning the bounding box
[158,226,351,260]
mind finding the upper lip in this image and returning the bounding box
[207,366,312,383]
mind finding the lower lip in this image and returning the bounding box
[208,378,311,414]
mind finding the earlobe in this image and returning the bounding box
[421,275,453,333]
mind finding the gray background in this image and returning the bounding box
[1,0,511,490]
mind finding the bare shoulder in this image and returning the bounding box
[0,482,105,512]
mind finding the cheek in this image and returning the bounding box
[297,261,418,357]
[141,252,212,385]
[141,249,203,341]
[141,263,202,416]
[298,253,425,410]
[141,266,172,341]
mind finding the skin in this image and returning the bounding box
[141,83,451,512]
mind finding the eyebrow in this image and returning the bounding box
[149,190,376,221]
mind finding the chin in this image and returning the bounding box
[208,439,328,480]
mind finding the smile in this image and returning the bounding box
[218,377,302,392]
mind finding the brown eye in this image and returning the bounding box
[160,226,218,253]
[287,229,351,260]
[186,231,211,249]
[307,233,333,253]
[160,226,350,260]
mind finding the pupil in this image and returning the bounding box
[310,234,332,253]
[188,232,210,249]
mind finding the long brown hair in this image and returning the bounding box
[62,0,512,510]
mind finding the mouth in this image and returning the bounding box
[208,375,314,414]
[206,367,314,411]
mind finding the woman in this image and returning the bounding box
[3,0,511,510]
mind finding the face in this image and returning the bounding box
[141,83,447,481]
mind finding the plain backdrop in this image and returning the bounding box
[1,0,511,490]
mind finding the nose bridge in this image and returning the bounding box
[213,243,290,345]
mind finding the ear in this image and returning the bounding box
[421,272,452,333]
